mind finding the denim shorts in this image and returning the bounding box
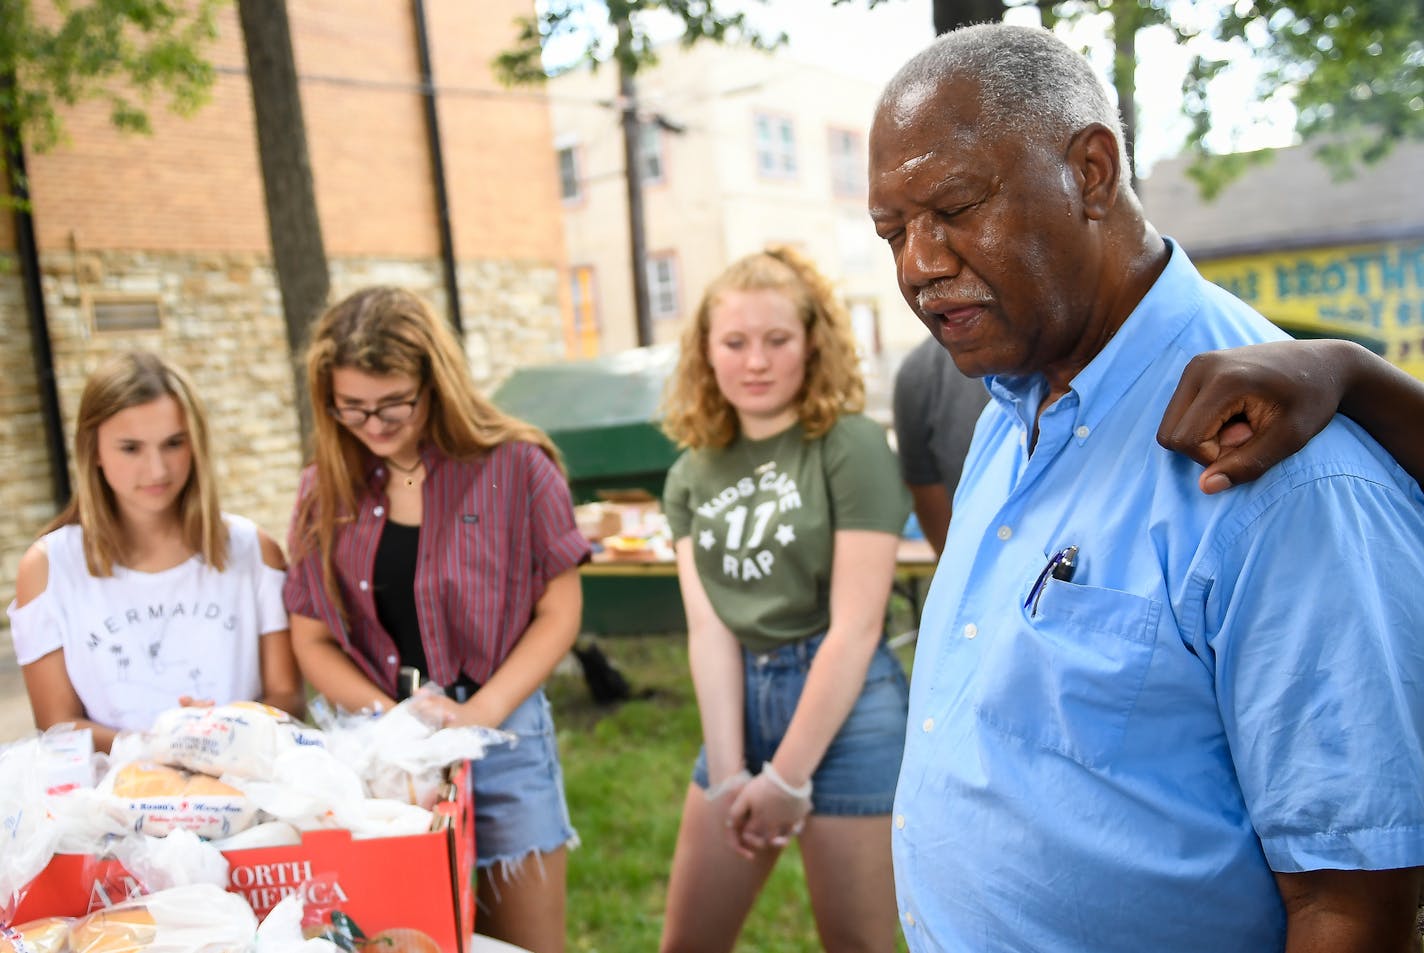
[470,688,578,870]
[693,633,909,816]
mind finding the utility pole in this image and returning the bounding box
[617,19,653,348]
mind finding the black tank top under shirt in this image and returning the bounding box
[372,520,481,700]
[372,520,429,677]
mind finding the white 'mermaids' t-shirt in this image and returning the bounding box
[6,513,288,732]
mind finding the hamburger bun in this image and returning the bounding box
[111,761,242,799]
[69,906,156,953]
[0,917,71,953]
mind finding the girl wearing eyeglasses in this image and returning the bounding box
[7,351,304,752]
[284,286,588,953]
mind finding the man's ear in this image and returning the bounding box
[1068,123,1122,220]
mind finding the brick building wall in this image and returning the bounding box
[0,0,567,653]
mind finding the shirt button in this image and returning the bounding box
[922,717,934,732]
[1076,425,1091,439]
[964,622,978,640]
[387,655,397,665]
[373,505,385,518]
[359,580,369,591]
[895,814,906,830]
[996,525,1012,541]
[904,912,916,927]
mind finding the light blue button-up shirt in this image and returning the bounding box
[893,241,1424,953]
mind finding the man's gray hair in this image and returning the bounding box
[882,23,1128,171]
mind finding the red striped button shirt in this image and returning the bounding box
[283,440,590,697]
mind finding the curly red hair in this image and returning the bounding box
[661,246,865,449]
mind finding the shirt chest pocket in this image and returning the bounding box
[440,513,500,600]
[973,578,1161,770]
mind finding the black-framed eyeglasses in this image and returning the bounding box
[327,393,422,428]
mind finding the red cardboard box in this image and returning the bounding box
[12,763,475,951]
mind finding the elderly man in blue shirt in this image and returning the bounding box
[868,22,1424,953]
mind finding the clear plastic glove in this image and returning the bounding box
[724,764,811,859]
[703,768,751,803]
[407,685,499,730]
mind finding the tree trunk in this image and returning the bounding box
[1110,0,1142,192]
[236,0,328,451]
[932,0,1007,34]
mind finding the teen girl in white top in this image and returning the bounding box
[6,352,302,751]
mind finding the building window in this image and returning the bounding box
[647,254,679,319]
[557,145,580,202]
[754,113,797,178]
[828,127,865,198]
[568,265,599,357]
[638,124,664,184]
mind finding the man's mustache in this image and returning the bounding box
[916,281,993,311]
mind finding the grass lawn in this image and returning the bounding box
[548,632,914,953]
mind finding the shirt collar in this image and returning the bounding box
[364,440,446,488]
[985,238,1204,437]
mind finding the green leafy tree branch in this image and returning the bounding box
[1,0,223,193]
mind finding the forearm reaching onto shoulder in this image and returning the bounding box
[1158,339,1424,493]
[1334,342,1424,488]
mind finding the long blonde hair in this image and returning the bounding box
[661,245,865,449]
[43,351,227,575]
[292,286,561,612]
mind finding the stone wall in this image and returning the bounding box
[1,250,564,658]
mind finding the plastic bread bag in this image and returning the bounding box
[251,896,342,953]
[67,883,256,953]
[0,917,72,953]
[208,821,303,852]
[225,745,434,839]
[0,738,63,924]
[48,786,132,853]
[29,724,101,796]
[313,692,512,808]
[144,703,325,781]
[97,760,259,840]
[108,829,230,893]
[222,745,365,832]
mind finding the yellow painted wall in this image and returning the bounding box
[1197,240,1424,380]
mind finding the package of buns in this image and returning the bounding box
[0,917,71,953]
[100,761,258,840]
[313,694,511,809]
[1,738,64,925]
[69,906,155,953]
[145,702,324,781]
[66,884,256,953]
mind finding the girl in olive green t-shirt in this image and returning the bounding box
[659,246,911,953]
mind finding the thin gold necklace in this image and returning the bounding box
[385,456,423,487]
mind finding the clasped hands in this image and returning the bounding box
[709,763,812,859]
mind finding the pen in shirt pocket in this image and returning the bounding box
[1025,544,1078,616]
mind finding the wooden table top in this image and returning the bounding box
[582,538,939,578]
